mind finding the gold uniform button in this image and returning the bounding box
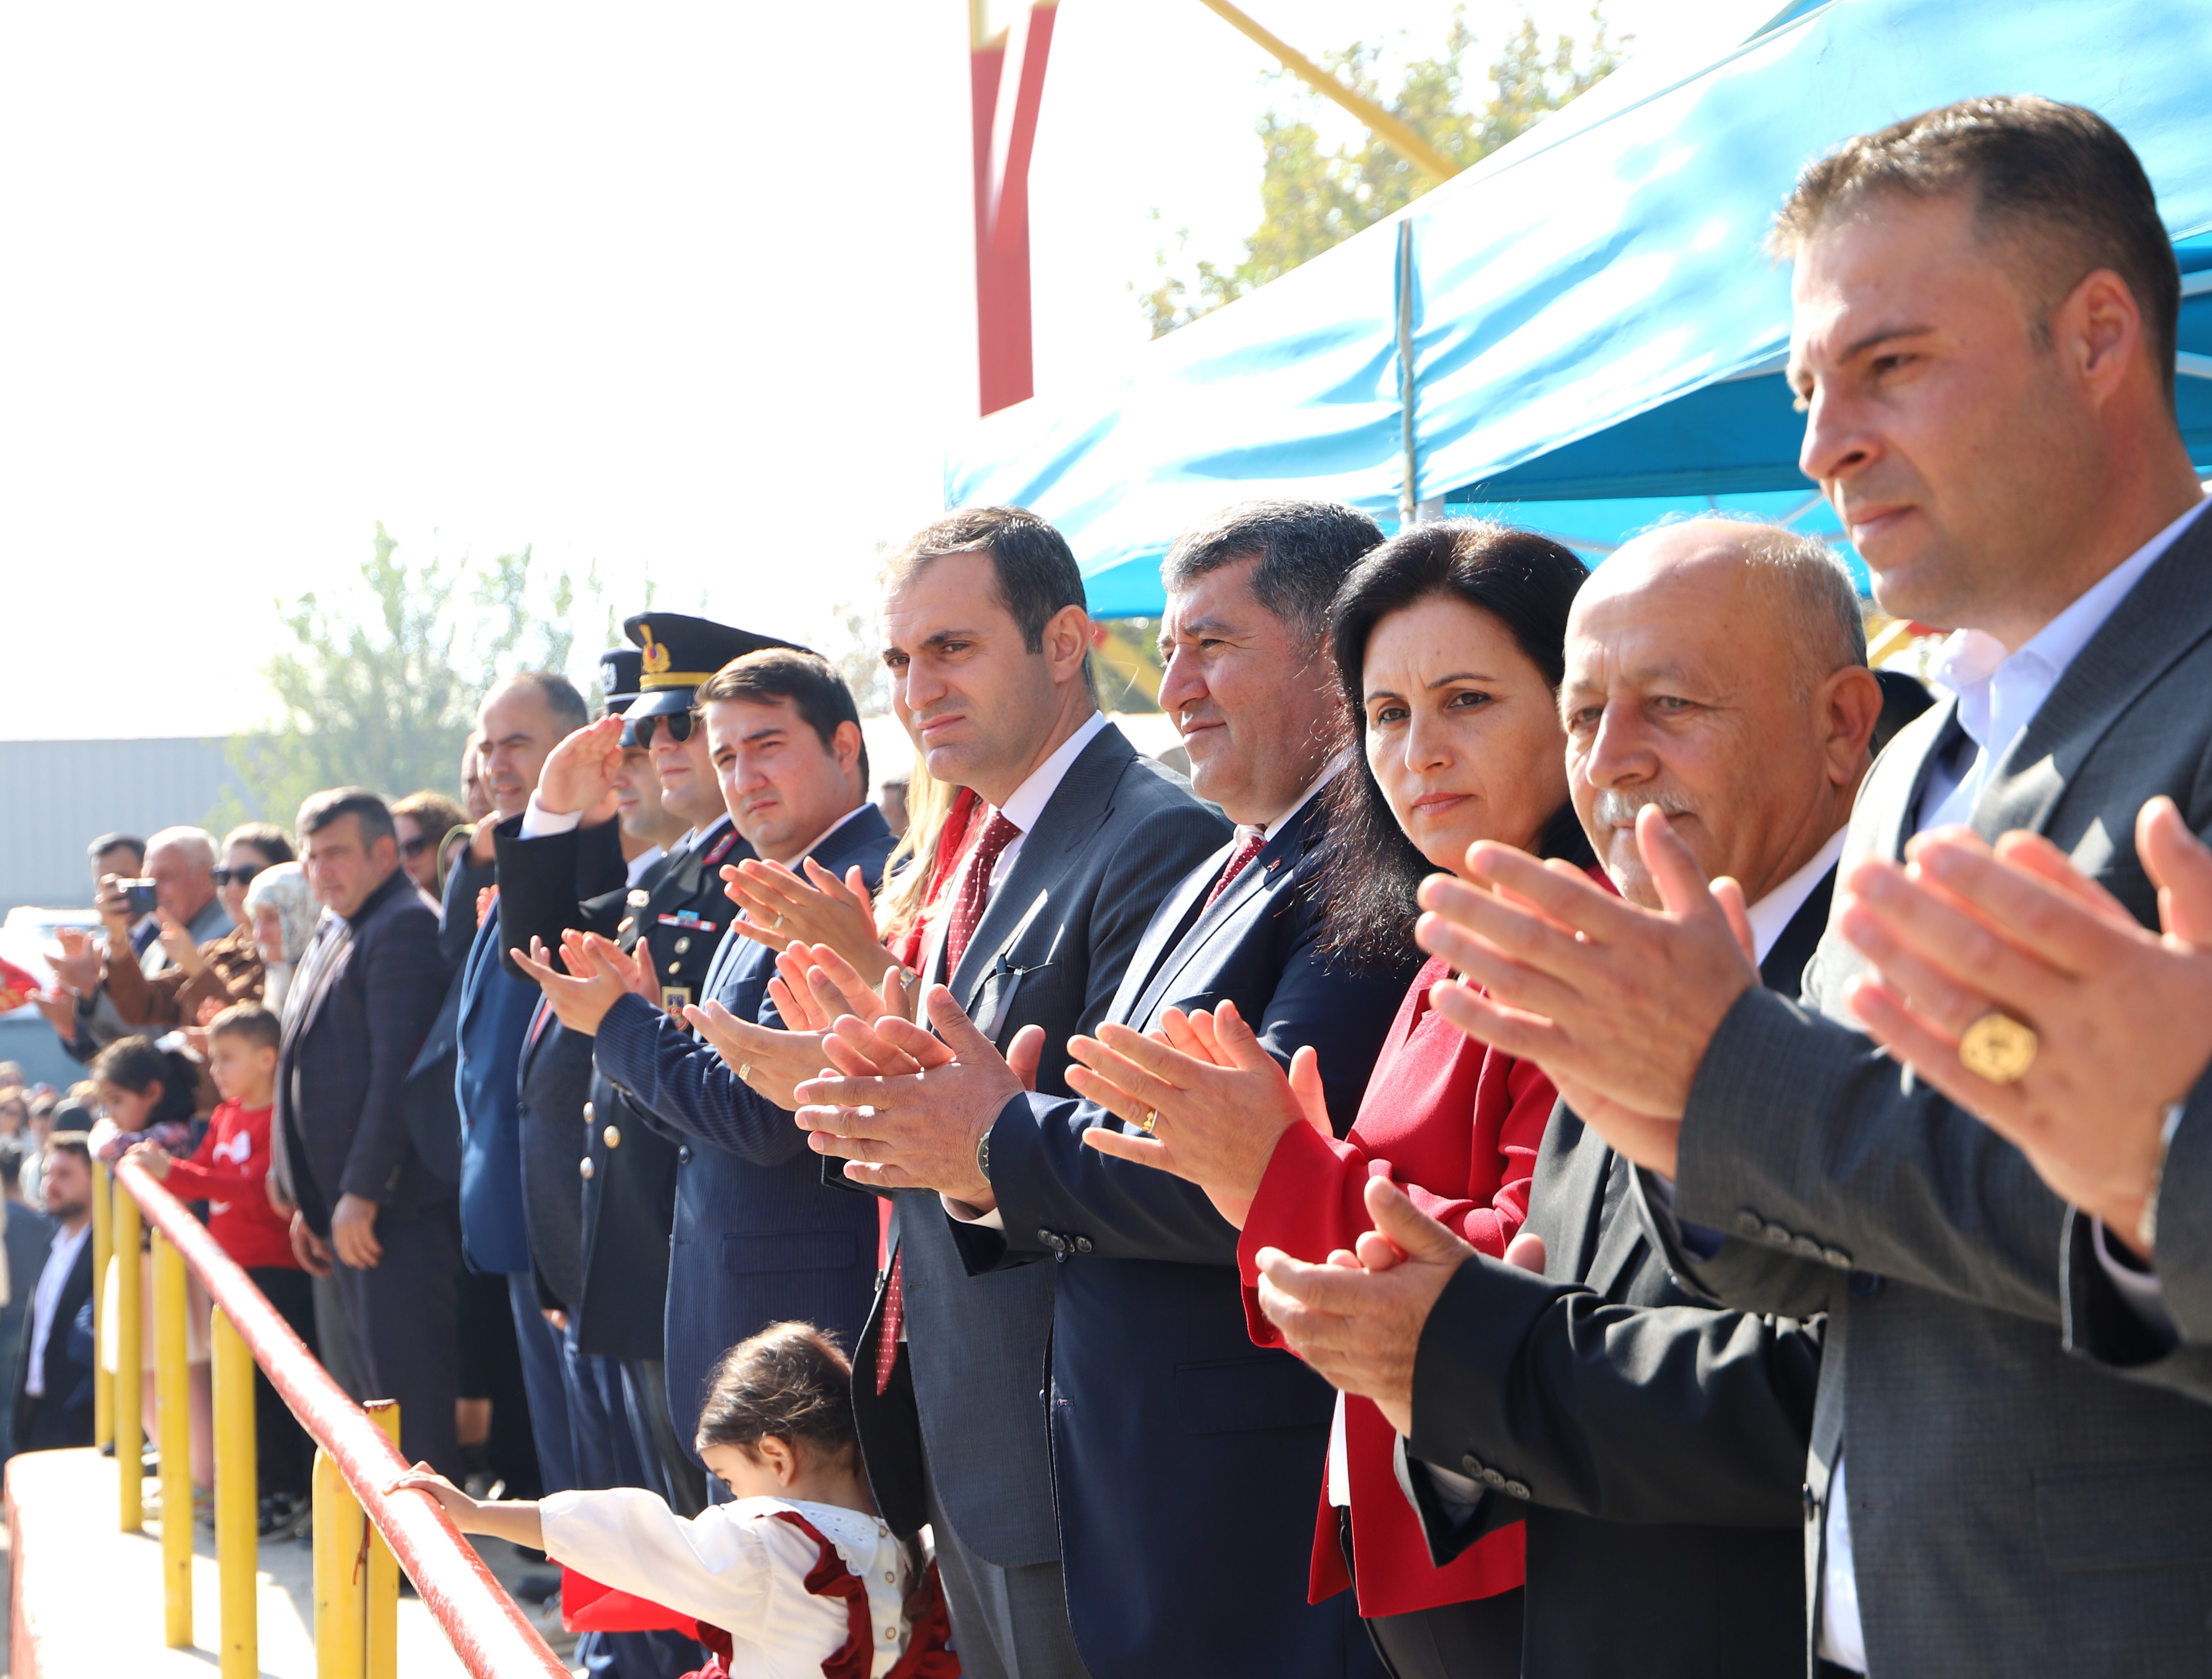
[603,1125,621,1148]
[674,935,692,954]
[583,1102,596,1123]
[667,959,681,974]
[578,1157,595,1180]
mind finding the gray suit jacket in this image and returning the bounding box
[852,723,1229,1566]
[1674,511,2212,1674]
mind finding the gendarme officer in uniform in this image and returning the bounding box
[499,614,783,1537]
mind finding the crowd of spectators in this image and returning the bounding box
[6,94,2212,1679]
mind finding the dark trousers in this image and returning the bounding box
[1342,1509,1524,1679]
[506,1272,573,1496]
[559,1327,705,1679]
[244,1266,318,1501]
[332,1204,462,1480]
[623,1358,705,1518]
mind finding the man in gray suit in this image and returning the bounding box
[833,508,1226,1679]
[1267,97,2212,1674]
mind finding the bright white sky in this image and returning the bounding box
[0,0,1679,740]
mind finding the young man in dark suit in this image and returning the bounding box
[278,788,456,1476]
[772,508,1224,1679]
[1301,99,2212,1674]
[11,1133,95,1455]
[798,501,1410,1679]
[517,648,896,1505]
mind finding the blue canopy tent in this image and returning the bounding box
[947,0,2212,616]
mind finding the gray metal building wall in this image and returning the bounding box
[0,738,246,912]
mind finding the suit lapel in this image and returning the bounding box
[1977,514,2212,840]
[1121,804,1319,1028]
[1757,867,1836,995]
[949,727,1136,1006]
[1106,840,1224,1023]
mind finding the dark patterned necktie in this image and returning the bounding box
[1203,832,1268,910]
[874,808,1022,1393]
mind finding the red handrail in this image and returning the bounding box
[113,1157,568,1678]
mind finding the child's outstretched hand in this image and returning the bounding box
[389,1464,477,1518]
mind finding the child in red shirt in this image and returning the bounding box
[133,1002,316,1519]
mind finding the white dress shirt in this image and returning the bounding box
[1816,495,2211,1673]
[25,1219,89,1399]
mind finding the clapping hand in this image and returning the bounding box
[685,942,906,1111]
[1070,1000,1331,1228]
[157,914,204,976]
[1838,796,2212,1252]
[791,986,1045,1204]
[535,715,627,824]
[50,927,102,998]
[723,858,897,989]
[510,931,656,1037]
[30,989,77,1036]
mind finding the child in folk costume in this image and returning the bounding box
[393,1322,956,1679]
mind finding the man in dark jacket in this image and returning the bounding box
[11,1133,95,1454]
[280,787,457,1477]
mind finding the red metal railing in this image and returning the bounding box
[112,1156,568,1677]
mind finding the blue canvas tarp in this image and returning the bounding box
[948,0,2212,615]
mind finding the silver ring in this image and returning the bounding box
[737,1062,752,1082]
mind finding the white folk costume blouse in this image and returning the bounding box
[540,1489,923,1679]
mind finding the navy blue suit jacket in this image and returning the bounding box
[593,804,896,1450]
[950,793,1411,1679]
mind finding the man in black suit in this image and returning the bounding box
[800,501,1408,1679]
[0,1144,58,1456]
[791,507,1227,1679]
[279,787,458,1477]
[11,1133,94,1454]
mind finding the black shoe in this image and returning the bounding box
[511,1571,561,1605]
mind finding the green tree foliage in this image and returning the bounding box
[1137,5,1623,336]
[210,524,621,829]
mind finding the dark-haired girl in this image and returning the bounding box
[1071,521,1594,1679]
[395,1322,956,1679]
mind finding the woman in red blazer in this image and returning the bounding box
[1069,522,1594,1679]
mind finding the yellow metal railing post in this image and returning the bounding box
[313,1446,366,1679]
[91,1159,113,1449]
[153,1229,194,1647]
[364,1400,401,1679]
[212,1305,259,1679]
[115,1186,143,1532]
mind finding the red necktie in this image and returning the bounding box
[1204,833,1268,910]
[875,808,1021,1393]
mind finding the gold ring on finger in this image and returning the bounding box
[1138,1109,1159,1135]
[1958,1011,2038,1084]
[737,1062,752,1082]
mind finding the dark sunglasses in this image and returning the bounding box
[212,863,265,887]
[631,710,698,748]
[398,835,432,859]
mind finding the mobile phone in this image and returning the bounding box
[117,878,159,918]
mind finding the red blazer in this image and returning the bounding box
[1238,952,1557,1618]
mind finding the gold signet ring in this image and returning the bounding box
[1958,1011,2038,1084]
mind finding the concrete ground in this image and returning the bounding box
[2,1448,578,1677]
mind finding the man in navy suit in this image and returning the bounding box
[450,670,601,1497]
[517,648,894,1472]
[12,1133,95,1454]
[799,501,1411,1679]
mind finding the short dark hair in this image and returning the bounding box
[1161,500,1386,647]
[297,787,397,850]
[1319,521,1592,964]
[493,671,591,736]
[43,1133,91,1172]
[1774,96,2180,404]
[883,507,1087,654]
[696,649,869,792]
[89,833,145,866]
[88,1036,199,1127]
[694,1321,858,1469]
[207,1001,282,1054]
[0,1141,24,1192]
[221,823,295,866]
